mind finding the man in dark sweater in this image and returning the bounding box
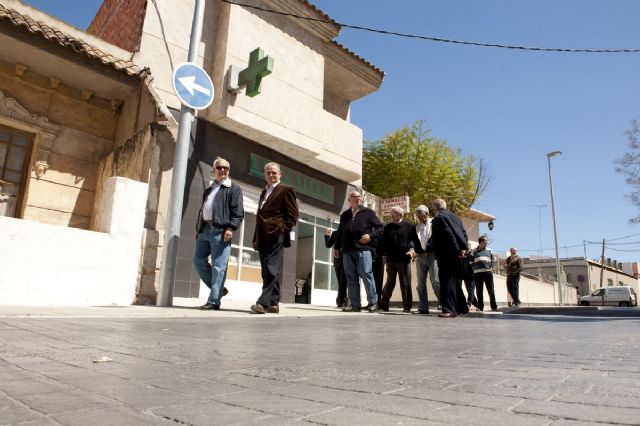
[324,228,348,308]
[379,206,415,313]
[335,190,383,312]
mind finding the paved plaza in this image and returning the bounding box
[1,300,639,425]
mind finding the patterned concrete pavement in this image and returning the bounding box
[1,300,639,425]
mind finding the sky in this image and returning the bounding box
[20,0,640,261]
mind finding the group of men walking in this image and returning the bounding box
[191,158,523,315]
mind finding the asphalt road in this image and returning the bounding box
[1,305,639,425]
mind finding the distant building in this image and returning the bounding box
[520,257,639,297]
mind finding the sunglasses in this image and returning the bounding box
[214,166,229,171]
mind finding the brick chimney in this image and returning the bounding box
[87,0,148,52]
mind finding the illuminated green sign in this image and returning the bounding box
[249,153,334,204]
[239,48,273,97]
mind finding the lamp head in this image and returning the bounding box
[546,151,562,158]
[488,221,494,230]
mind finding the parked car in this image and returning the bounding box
[579,286,638,307]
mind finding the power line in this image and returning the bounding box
[605,246,640,252]
[221,0,640,54]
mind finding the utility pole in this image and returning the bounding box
[599,238,605,288]
[157,0,206,307]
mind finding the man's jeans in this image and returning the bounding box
[343,250,378,308]
[416,253,439,311]
[193,224,231,305]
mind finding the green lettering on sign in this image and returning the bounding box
[238,48,273,97]
[249,153,334,204]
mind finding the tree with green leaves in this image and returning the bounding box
[615,119,640,223]
[363,121,488,215]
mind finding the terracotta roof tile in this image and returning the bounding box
[0,4,147,79]
[298,0,337,26]
[331,40,385,77]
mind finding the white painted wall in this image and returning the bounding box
[0,177,147,306]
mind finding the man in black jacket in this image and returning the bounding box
[335,190,383,312]
[430,198,470,317]
[193,157,244,310]
[378,206,414,313]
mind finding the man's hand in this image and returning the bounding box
[406,248,416,260]
[333,248,341,259]
[458,250,467,258]
[224,229,233,242]
[325,228,332,236]
[359,233,371,244]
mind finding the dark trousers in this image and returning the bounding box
[438,257,469,315]
[333,256,348,307]
[257,233,284,307]
[372,252,384,298]
[474,271,497,311]
[463,274,478,307]
[380,261,412,310]
[507,273,521,305]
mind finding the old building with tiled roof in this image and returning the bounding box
[0,0,383,307]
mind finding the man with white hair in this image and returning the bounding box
[193,157,244,310]
[378,206,415,313]
[408,204,440,314]
[334,190,383,312]
[430,198,470,317]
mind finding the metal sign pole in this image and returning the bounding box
[157,0,206,306]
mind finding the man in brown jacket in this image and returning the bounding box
[250,162,299,314]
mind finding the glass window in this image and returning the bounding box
[313,262,330,290]
[13,136,28,146]
[329,264,338,291]
[607,278,613,287]
[6,146,26,171]
[315,227,332,263]
[4,170,21,183]
[0,126,32,219]
[242,213,256,248]
[316,217,331,227]
[239,248,261,283]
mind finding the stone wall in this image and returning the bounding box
[0,63,119,229]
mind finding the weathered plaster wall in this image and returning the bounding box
[0,176,147,306]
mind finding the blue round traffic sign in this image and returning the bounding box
[172,63,215,110]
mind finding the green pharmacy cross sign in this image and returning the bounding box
[238,48,274,97]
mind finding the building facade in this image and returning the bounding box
[520,257,639,297]
[87,0,385,305]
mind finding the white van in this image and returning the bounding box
[579,286,638,307]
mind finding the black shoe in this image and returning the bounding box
[342,306,361,312]
[199,303,220,310]
[413,310,429,315]
[367,303,379,313]
[250,304,266,314]
[222,287,229,297]
[403,308,411,313]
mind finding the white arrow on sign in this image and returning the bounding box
[178,75,212,96]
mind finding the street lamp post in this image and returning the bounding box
[547,151,563,306]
